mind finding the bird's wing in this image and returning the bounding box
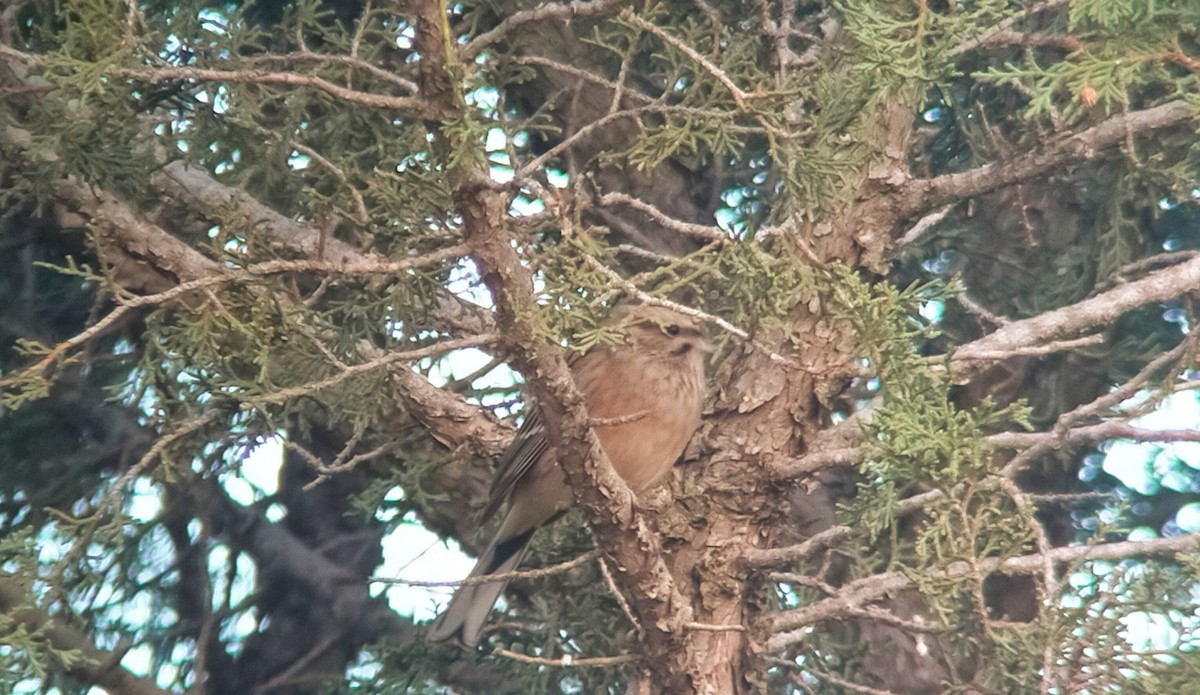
[478,405,549,524]
[477,348,600,524]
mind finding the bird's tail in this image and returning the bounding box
[427,529,533,646]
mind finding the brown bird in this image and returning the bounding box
[428,304,709,646]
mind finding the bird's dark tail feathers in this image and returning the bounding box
[427,529,533,646]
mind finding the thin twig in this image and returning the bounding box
[372,549,600,587]
[599,555,642,635]
[514,103,769,180]
[767,532,1200,650]
[578,254,799,367]
[589,410,649,427]
[249,333,500,406]
[462,0,624,60]
[0,245,469,388]
[491,647,638,668]
[625,13,750,108]
[48,411,223,588]
[957,292,1009,326]
[997,476,1059,694]
[1001,339,1195,477]
[287,139,370,225]
[895,204,953,248]
[241,51,420,94]
[989,422,1200,451]
[595,192,729,244]
[812,670,900,695]
[951,0,1070,56]
[512,55,654,106]
[117,66,426,114]
[252,633,341,694]
[122,0,138,45]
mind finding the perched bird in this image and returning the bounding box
[428,304,710,646]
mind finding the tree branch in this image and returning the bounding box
[769,251,1200,482]
[595,192,730,245]
[898,100,1197,217]
[118,66,427,115]
[249,333,499,406]
[458,167,696,679]
[952,252,1200,366]
[198,478,401,639]
[766,532,1200,651]
[415,0,696,678]
[0,577,173,695]
[741,525,854,568]
[461,0,625,60]
[950,0,1071,56]
[2,120,508,548]
[990,422,1200,451]
[242,51,420,94]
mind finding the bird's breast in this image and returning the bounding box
[573,350,704,493]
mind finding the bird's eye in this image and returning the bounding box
[665,324,680,336]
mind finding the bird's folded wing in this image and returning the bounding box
[478,406,549,523]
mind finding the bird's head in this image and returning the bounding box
[617,304,711,358]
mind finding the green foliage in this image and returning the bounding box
[838,0,943,82]
[977,52,1158,121]
[834,272,1029,535]
[0,617,85,686]
[707,241,819,322]
[6,85,150,201]
[0,349,51,411]
[977,0,1198,122]
[810,270,1054,687]
[32,257,102,283]
[1039,561,1200,694]
[0,530,87,690]
[1068,0,1200,32]
[60,0,127,63]
[0,528,38,581]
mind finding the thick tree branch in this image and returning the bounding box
[457,171,697,682]
[769,447,863,479]
[769,421,1200,483]
[250,333,500,406]
[152,160,389,266]
[769,253,1200,483]
[150,159,495,337]
[414,0,695,680]
[198,479,401,640]
[2,120,507,545]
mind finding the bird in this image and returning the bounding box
[428,303,710,646]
